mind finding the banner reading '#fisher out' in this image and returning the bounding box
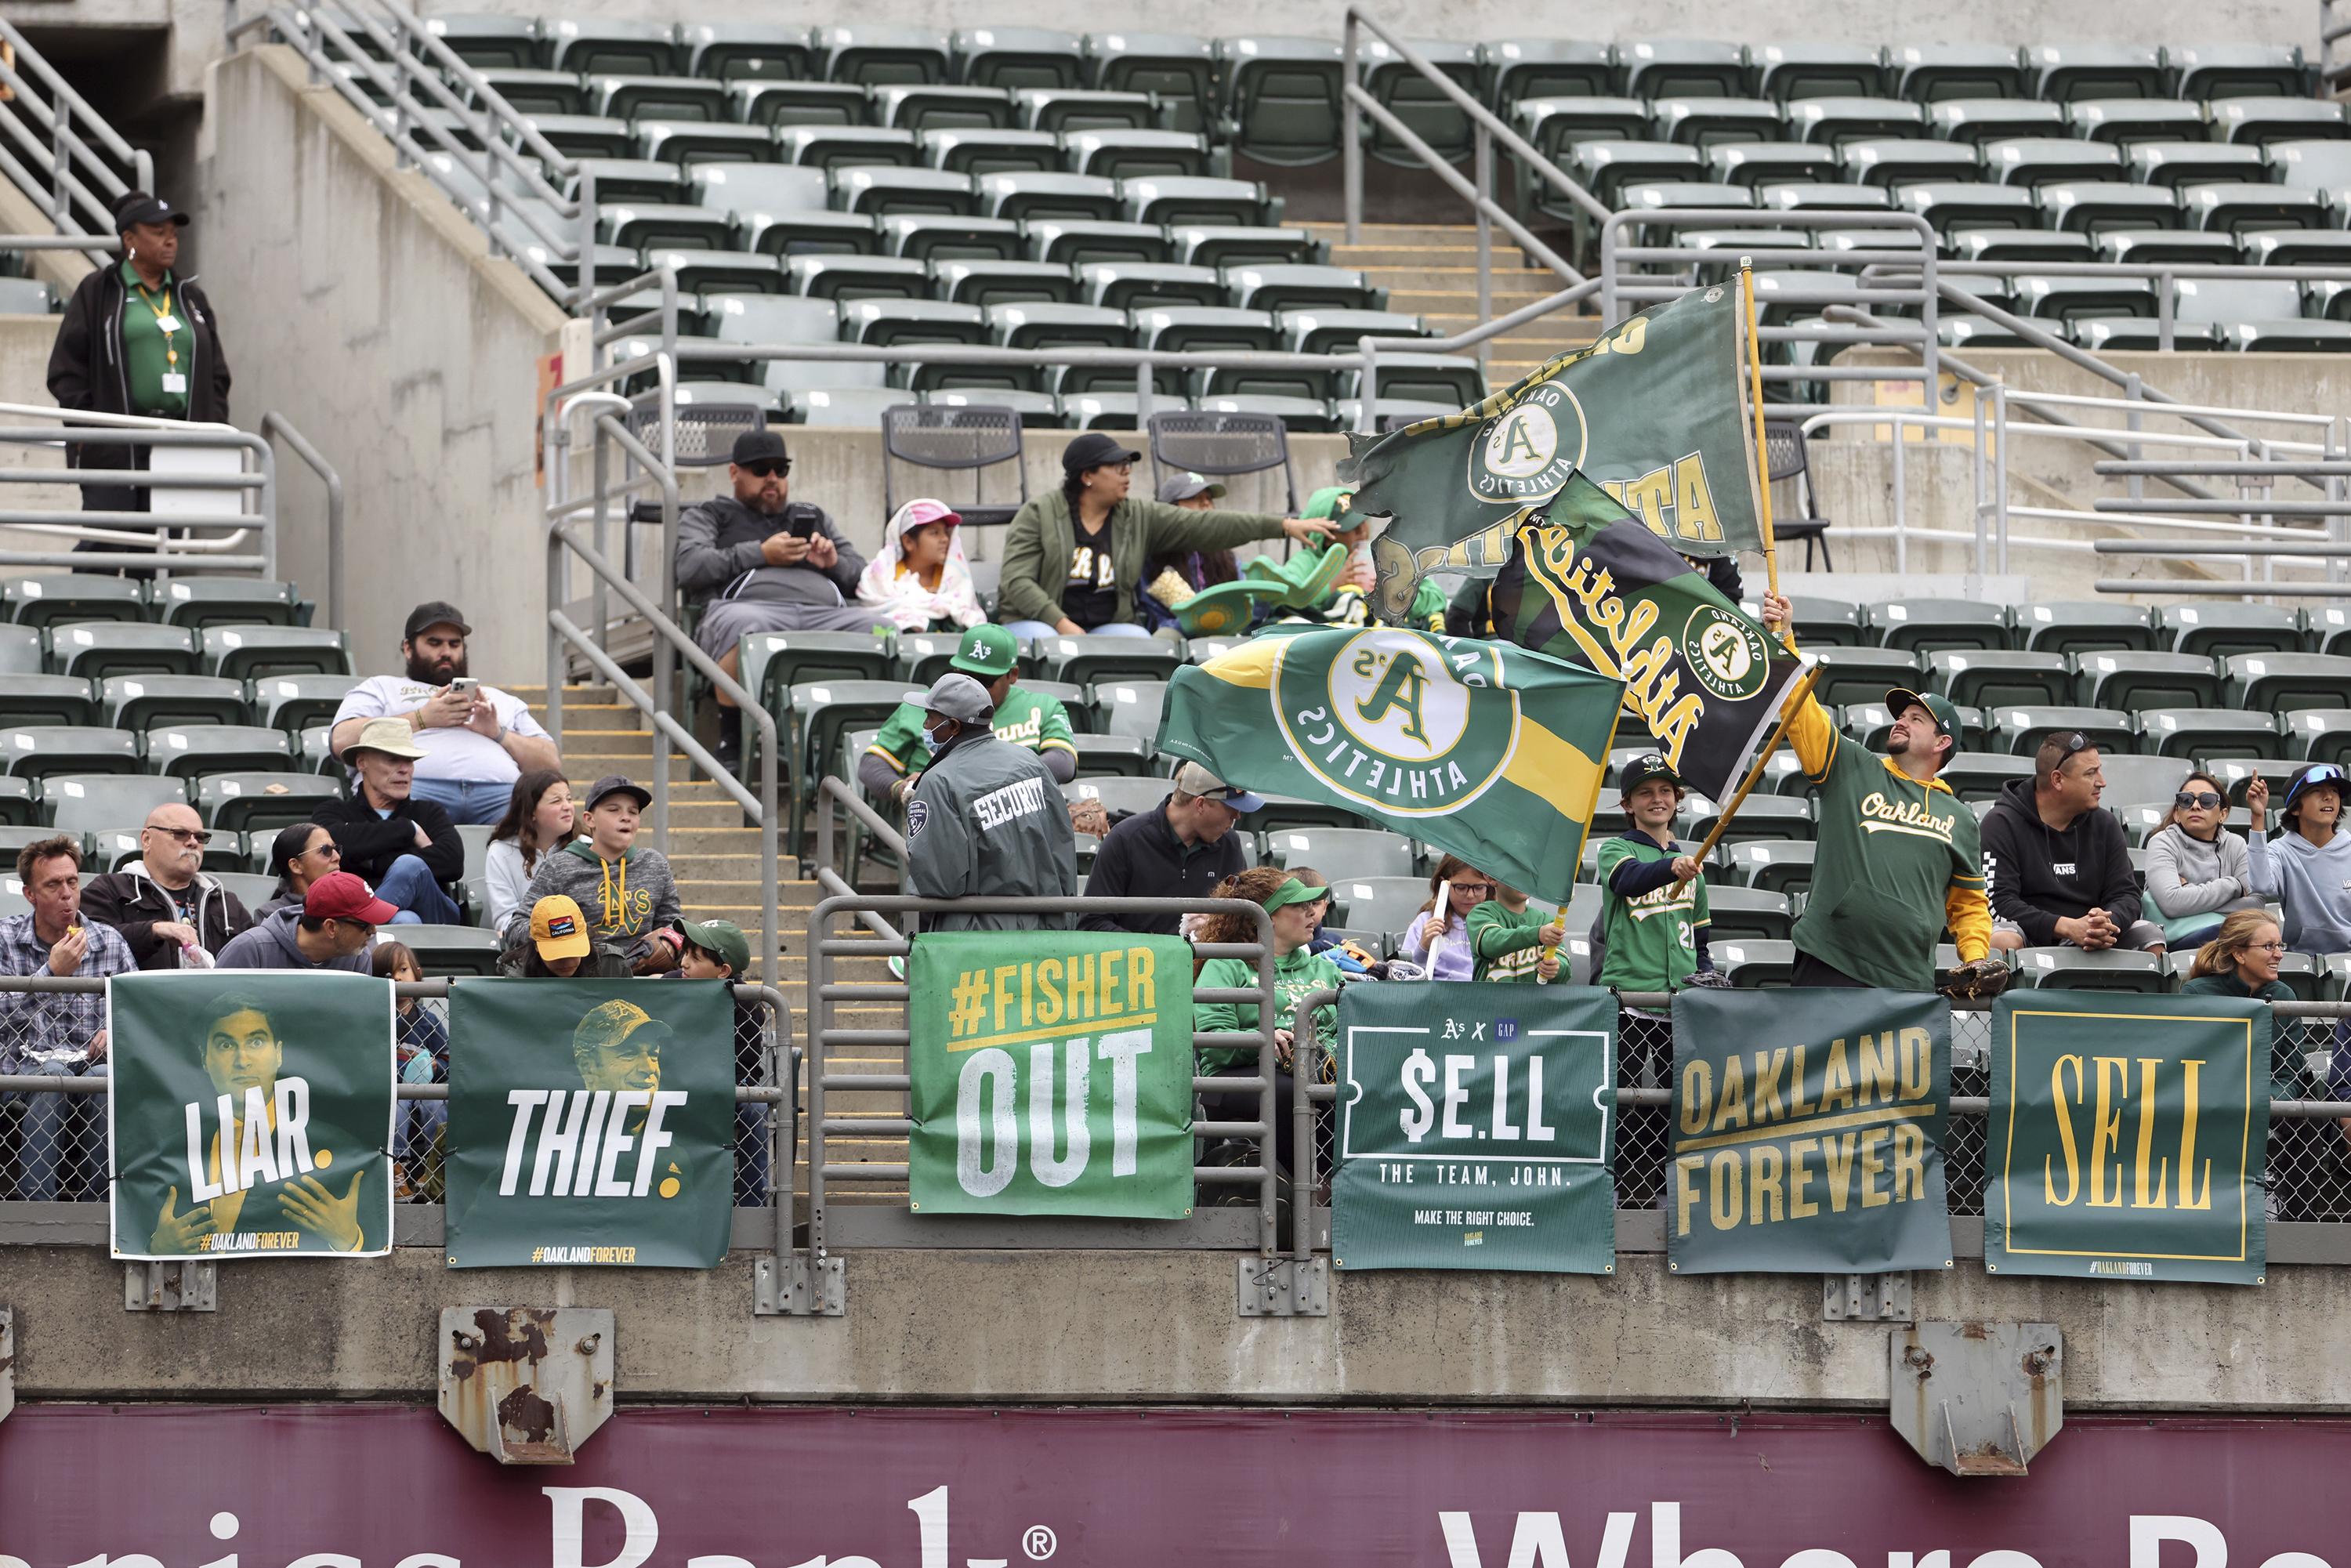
[108,970,395,1260]
[444,978,735,1269]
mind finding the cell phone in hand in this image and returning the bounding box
[785,505,819,541]
[449,677,480,696]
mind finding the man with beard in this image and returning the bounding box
[328,600,561,824]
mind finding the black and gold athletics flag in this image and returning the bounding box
[1489,473,1802,800]
[1342,283,1766,624]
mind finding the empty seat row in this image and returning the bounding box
[0,621,351,682]
[0,672,360,733]
[669,382,1462,433]
[1769,596,2351,657]
[0,770,343,836]
[0,575,307,629]
[657,263,1380,327]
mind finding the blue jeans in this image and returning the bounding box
[410,777,517,825]
[375,853,462,925]
[15,1057,104,1200]
[1002,618,1155,642]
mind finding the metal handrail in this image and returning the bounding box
[0,19,151,235]
[259,412,345,632]
[0,404,279,574]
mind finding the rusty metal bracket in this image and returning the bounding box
[754,1255,843,1316]
[438,1308,614,1465]
[1237,1258,1328,1316]
[124,1260,216,1313]
[1824,1272,1913,1322]
[0,1308,14,1425]
[1890,1321,2063,1476]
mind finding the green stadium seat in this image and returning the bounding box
[1074,262,1215,311]
[683,23,817,82]
[1169,225,1324,270]
[2125,142,2268,191]
[1704,143,1840,186]
[246,674,357,737]
[2013,947,2170,993]
[1219,36,1345,167]
[2283,711,2351,766]
[1063,129,1213,181]
[779,678,919,839]
[2209,97,2348,147]
[977,172,1121,224]
[42,773,186,835]
[1762,595,1860,646]
[2179,183,2328,237]
[1020,219,1165,267]
[0,775,39,826]
[0,675,98,728]
[1648,96,1780,148]
[1058,393,1172,429]
[1928,98,2063,144]
[1264,827,1418,878]
[741,633,899,735]
[104,675,248,731]
[1893,44,2027,102]
[779,254,924,300]
[1480,39,1616,106]
[1893,183,2038,236]
[1929,650,2071,709]
[1316,875,1426,942]
[1512,96,1650,165]
[556,158,686,205]
[842,299,990,386]
[1800,646,1920,709]
[2302,611,2351,659]
[870,85,1018,132]
[2196,757,2300,810]
[1939,753,2034,802]
[1682,792,1813,846]
[1121,176,1281,230]
[150,579,302,629]
[1065,775,1172,822]
[2069,100,2206,149]
[1038,636,1181,689]
[516,114,637,161]
[196,772,342,835]
[146,725,295,779]
[600,203,737,253]
[424,14,539,71]
[3,574,147,628]
[2165,603,2302,660]
[775,126,921,172]
[48,623,197,680]
[1243,792,1364,835]
[1867,598,2009,653]
[1726,839,1815,898]
[0,726,138,780]
[1194,395,1336,433]
[1749,42,1886,102]
[691,162,829,224]
[1952,228,2095,265]
[833,167,979,218]
[1348,353,1483,407]
[2175,44,2313,98]
[2224,653,2351,715]
[1984,138,2122,188]
[2015,600,2159,656]
[1280,306,1425,357]
[1085,31,1219,133]
[2137,708,2284,759]
[1089,679,1168,746]
[592,74,729,123]
[395,925,505,976]
[1332,398,1459,432]
[987,300,1130,356]
[2074,650,2226,712]
[816,24,949,86]
[2220,320,2351,353]
[1785,96,1924,149]
[203,627,350,682]
[1133,306,1279,363]
[639,250,785,300]
[2093,232,2238,273]
[1995,706,2135,756]
[1016,89,1161,136]
[1066,733,1150,777]
[1705,936,1795,987]
[921,128,1061,177]
[951,26,1084,91]
[545,19,678,77]
[2038,183,2182,237]
[933,260,1078,306]
[1360,37,1483,165]
[2091,754,2194,811]
[706,294,839,346]
[730,82,870,129]
[2027,44,2162,102]
[1565,140,1704,208]
[1840,138,1980,186]
[785,388,907,425]
[1615,38,1744,100]
[2014,272,2157,321]
[1698,885,1792,942]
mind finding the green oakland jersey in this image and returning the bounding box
[1596,835,1711,992]
[1468,900,1552,983]
[865,683,1078,778]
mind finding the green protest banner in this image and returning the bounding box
[1156,626,1625,906]
[1668,988,1952,1275]
[108,971,394,1260]
[1987,991,2269,1286]
[1343,284,1764,625]
[444,979,736,1269]
[909,929,1194,1218]
[1331,981,1616,1273]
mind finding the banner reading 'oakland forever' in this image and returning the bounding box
[444,979,736,1269]
[1668,987,1953,1275]
[1332,981,1617,1272]
[108,970,395,1260]
[909,929,1194,1219]
[1987,991,2269,1285]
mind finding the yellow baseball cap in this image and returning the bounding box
[530,894,591,960]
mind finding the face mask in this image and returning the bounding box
[921,721,953,758]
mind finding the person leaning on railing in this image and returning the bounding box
[1192,869,1345,1182]
[0,835,134,1201]
[995,433,1338,640]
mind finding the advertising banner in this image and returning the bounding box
[1668,987,1952,1275]
[1987,990,2269,1285]
[908,929,1194,1219]
[107,969,394,1260]
[1332,980,1616,1272]
[444,978,735,1269]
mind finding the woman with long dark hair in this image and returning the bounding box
[484,770,575,932]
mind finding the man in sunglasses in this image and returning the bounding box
[1980,730,2164,958]
[676,429,889,772]
[80,801,255,969]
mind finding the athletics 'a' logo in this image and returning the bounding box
[1275,629,1516,816]
[1466,380,1586,505]
[1682,604,1772,702]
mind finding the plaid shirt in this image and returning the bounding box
[0,911,136,1074]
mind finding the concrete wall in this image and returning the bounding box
[8,1240,2349,1408]
[198,44,566,675]
[34,0,2331,105]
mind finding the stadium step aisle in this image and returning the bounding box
[1311,221,1603,384]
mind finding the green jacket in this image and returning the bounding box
[1194,948,1344,1071]
[997,489,1290,627]
[2181,971,2307,1102]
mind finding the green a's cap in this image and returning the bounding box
[950,622,1020,677]
[1886,687,1962,748]
[1260,877,1323,913]
[674,917,752,976]
[1301,485,1356,521]
[573,998,674,1054]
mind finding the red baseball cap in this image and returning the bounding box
[303,871,398,925]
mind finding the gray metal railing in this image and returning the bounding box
[0,401,282,575]
[2325,0,2351,92]
[0,21,152,238]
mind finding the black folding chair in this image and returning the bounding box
[880,402,1030,527]
[1762,418,1834,571]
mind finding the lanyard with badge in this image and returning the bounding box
[134,277,188,396]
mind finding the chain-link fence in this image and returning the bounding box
[0,978,791,1210]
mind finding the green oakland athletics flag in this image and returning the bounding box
[1343,283,1765,625]
[108,970,395,1260]
[1156,627,1624,906]
[908,929,1194,1218]
[1331,980,1617,1272]
[1986,991,2269,1286]
[1490,473,1803,800]
[444,979,736,1269]
[1668,988,1953,1276]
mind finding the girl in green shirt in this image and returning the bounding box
[1194,867,1346,1180]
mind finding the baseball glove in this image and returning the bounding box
[1937,957,2012,1002]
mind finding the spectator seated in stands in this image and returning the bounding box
[664,917,770,1207]
[1079,761,1261,936]
[1469,882,1562,983]
[484,770,577,934]
[1193,869,1345,1179]
[0,835,134,1201]
[902,673,1080,932]
[1288,484,1447,632]
[255,821,341,921]
[2247,765,2351,959]
[46,191,231,546]
[860,624,1079,806]
[215,871,391,972]
[506,777,682,973]
[311,717,464,925]
[997,433,1335,641]
[1398,855,1491,982]
[82,802,254,969]
[500,893,632,979]
[375,938,447,1199]
[855,498,985,633]
[2183,910,2295,1006]
[329,600,561,825]
[1136,472,1248,634]
[676,430,888,773]
[2146,770,2265,949]
[1982,732,2164,957]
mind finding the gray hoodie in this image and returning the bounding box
[2248,827,2351,955]
[212,907,376,972]
[503,838,682,963]
[2143,823,2262,940]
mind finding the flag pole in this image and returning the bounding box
[1738,256,1798,656]
[1672,663,1820,895]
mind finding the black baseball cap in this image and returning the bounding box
[1063,432,1140,476]
[404,600,470,640]
[114,192,190,231]
[732,429,789,466]
[1617,753,1682,795]
[585,775,653,812]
